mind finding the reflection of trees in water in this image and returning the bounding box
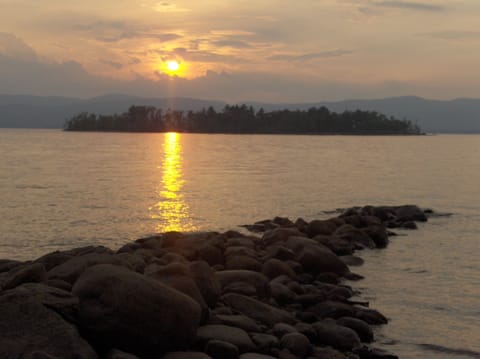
[149,132,195,232]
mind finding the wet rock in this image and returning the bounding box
[337,317,374,342]
[215,270,269,298]
[313,320,361,351]
[284,236,322,254]
[334,225,376,249]
[280,332,311,358]
[240,354,277,359]
[394,205,427,222]
[114,253,146,273]
[197,244,224,266]
[72,264,201,357]
[222,293,295,326]
[314,235,355,256]
[195,325,255,353]
[270,281,297,305]
[0,284,97,358]
[271,323,298,337]
[362,225,389,248]
[205,340,239,359]
[227,237,256,248]
[0,259,23,273]
[266,246,296,261]
[308,300,356,319]
[2,262,47,290]
[354,308,388,325]
[224,282,258,296]
[294,322,317,342]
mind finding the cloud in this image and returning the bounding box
[417,30,480,40]
[211,40,252,49]
[268,49,354,62]
[100,60,123,69]
[373,1,445,12]
[0,32,37,61]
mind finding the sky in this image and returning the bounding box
[1,0,480,102]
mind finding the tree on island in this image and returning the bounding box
[64,105,422,135]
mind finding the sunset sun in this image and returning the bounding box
[166,60,180,73]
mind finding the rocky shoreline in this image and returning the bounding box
[0,205,431,359]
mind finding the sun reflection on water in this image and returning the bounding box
[149,132,195,232]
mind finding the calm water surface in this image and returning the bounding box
[0,129,478,358]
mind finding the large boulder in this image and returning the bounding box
[72,264,202,357]
[0,284,97,358]
[2,262,47,290]
[262,259,297,279]
[307,219,339,236]
[222,293,295,326]
[336,317,374,342]
[190,261,221,308]
[333,225,376,249]
[394,205,427,222]
[262,228,307,246]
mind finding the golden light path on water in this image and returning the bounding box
[149,132,195,232]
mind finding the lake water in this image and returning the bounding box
[0,129,479,358]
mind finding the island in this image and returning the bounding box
[64,105,422,135]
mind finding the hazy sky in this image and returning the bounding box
[1,0,480,102]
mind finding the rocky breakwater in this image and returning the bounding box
[0,204,431,359]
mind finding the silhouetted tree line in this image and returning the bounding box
[64,105,422,134]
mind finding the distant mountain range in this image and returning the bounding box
[0,94,479,133]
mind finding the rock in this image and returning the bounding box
[310,346,348,359]
[280,332,311,358]
[352,346,399,359]
[250,333,279,353]
[362,225,389,248]
[215,270,269,298]
[307,219,339,236]
[45,279,72,291]
[297,246,349,276]
[294,322,317,342]
[226,256,262,271]
[394,205,427,222]
[146,262,208,319]
[205,340,239,359]
[263,259,297,279]
[334,225,376,249]
[308,301,356,319]
[270,282,297,305]
[72,264,201,357]
[161,352,212,359]
[0,259,23,273]
[195,325,255,353]
[106,349,140,359]
[225,246,257,258]
[337,317,374,342]
[400,221,418,229]
[354,307,388,325]
[114,253,146,273]
[313,320,361,351]
[240,354,276,359]
[224,282,258,296]
[226,237,256,248]
[197,244,224,266]
[284,236,322,254]
[222,293,295,326]
[47,253,124,284]
[266,246,296,261]
[263,228,307,246]
[2,263,47,290]
[314,235,355,256]
[0,284,97,358]
[271,323,298,337]
[190,261,221,308]
[339,256,364,267]
[214,314,261,332]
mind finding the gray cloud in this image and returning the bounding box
[373,1,445,12]
[0,32,37,60]
[417,30,480,40]
[211,40,252,49]
[268,49,354,62]
[100,60,123,69]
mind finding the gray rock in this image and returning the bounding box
[222,293,295,326]
[334,225,376,249]
[215,314,261,332]
[205,339,240,359]
[310,346,348,358]
[354,307,388,325]
[266,246,296,261]
[307,219,339,236]
[270,282,297,305]
[263,259,297,279]
[263,228,307,246]
[226,256,262,271]
[72,264,201,357]
[250,333,279,353]
[362,225,389,248]
[190,261,221,308]
[0,259,23,273]
[280,332,311,358]
[197,244,224,266]
[0,284,97,358]
[240,354,277,359]
[271,323,298,337]
[339,255,364,267]
[395,205,427,222]
[106,349,140,359]
[196,325,255,353]
[308,300,356,319]
[114,253,146,273]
